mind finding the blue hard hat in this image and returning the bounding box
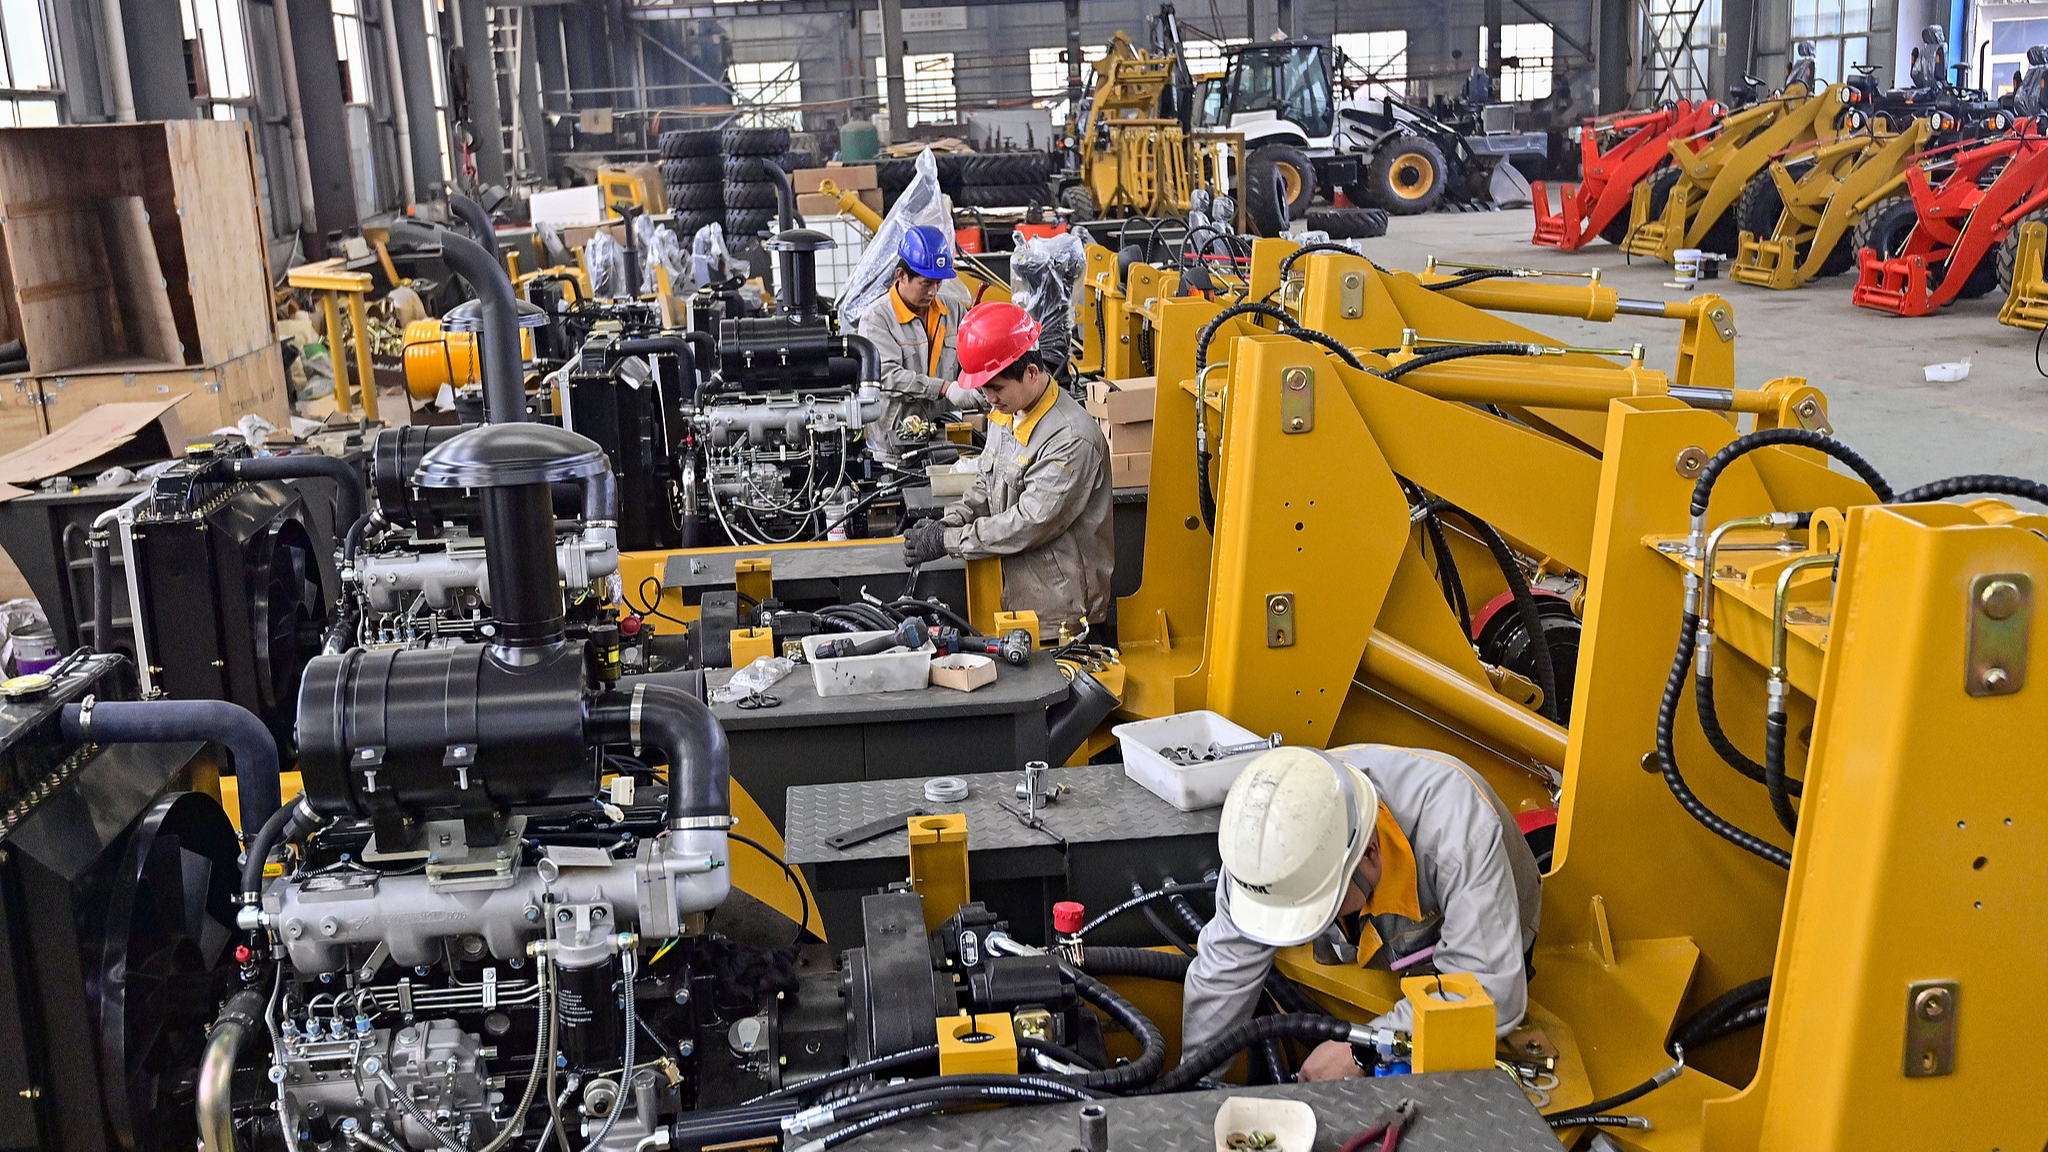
[897,225,957,280]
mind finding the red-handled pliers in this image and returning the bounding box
[1337,1099,1416,1152]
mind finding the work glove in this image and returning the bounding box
[902,518,950,566]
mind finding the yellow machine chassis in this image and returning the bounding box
[1730,119,1930,290]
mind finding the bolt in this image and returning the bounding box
[1980,580,2023,621]
[1982,666,2011,692]
[1796,399,1818,417]
[678,1040,694,1057]
[524,905,541,922]
[286,920,305,940]
[591,906,607,921]
[1641,751,1663,773]
[319,919,338,937]
[268,1065,288,1084]
[1916,989,1949,1020]
[674,988,691,1005]
[1290,417,1305,430]
[1674,446,1707,478]
[557,909,574,924]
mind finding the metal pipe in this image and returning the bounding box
[450,194,500,262]
[1360,631,1567,769]
[97,0,135,121]
[380,0,417,205]
[1771,554,1840,684]
[197,988,268,1152]
[1697,512,1802,676]
[437,231,526,423]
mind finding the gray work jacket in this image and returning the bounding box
[1182,744,1543,1058]
[942,386,1113,632]
[856,288,965,459]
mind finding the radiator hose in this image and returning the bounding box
[63,699,283,832]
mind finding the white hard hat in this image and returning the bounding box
[1217,747,1377,947]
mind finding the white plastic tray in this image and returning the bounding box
[1112,710,1266,811]
[801,629,934,696]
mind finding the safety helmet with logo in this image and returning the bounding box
[956,301,1043,390]
[897,225,957,281]
[1217,747,1377,947]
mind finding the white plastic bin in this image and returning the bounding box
[1112,710,1267,811]
[801,630,934,696]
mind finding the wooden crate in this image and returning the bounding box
[30,344,288,437]
[0,121,273,377]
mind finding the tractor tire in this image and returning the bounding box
[672,209,722,235]
[1061,184,1097,220]
[784,151,818,173]
[957,183,1050,208]
[1735,171,1783,240]
[876,157,917,201]
[722,127,790,156]
[1598,163,1666,244]
[934,153,972,195]
[725,207,776,239]
[1996,207,2048,294]
[1245,143,1318,236]
[1851,195,1919,264]
[724,155,787,182]
[724,181,781,210]
[662,155,722,185]
[1365,135,1448,215]
[659,129,721,159]
[666,182,725,211]
[1951,251,2003,299]
[1304,207,1388,239]
[962,153,1052,185]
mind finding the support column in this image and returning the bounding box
[390,0,444,200]
[458,0,508,188]
[1244,0,1255,41]
[120,0,194,118]
[1484,0,1504,80]
[519,8,549,183]
[881,0,908,140]
[1065,0,1082,115]
[282,0,358,243]
[1723,0,1755,89]
[1593,0,1631,112]
[1277,0,1293,39]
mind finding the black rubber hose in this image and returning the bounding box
[1763,711,1798,833]
[761,160,806,231]
[1694,673,1802,794]
[341,513,374,567]
[1544,1060,1684,1126]
[1166,886,1207,938]
[1429,501,1562,723]
[1425,268,1517,290]
[1657,612,1791,868]
[437,230,527,425]
[1192,300,1308,531]
[1689,429,1894,517]
[229,454,365,533]
[586,682,730,823]
[1373,342,1540,383]
[1077,946,1193,981]
[804,1089,1088,1150]
[752,1045,941,1104]
[1278,327,1368,372]
[89,527,116,653]
[449,193,499,261]
[1152,1014,1359,1093]
[1669,977,1771,1055]
[1680,999,1769,1052]
[64,699,282,832]
[1063,964,1167,1091]
[1894,473,2048,505]
[235,798,322,900]
[835,334,882,384]
[671,1099,806,1148]
[1422,510,1472,636]
[1277,241,1386,279]
[617,336,699,404]
[681,330,718,392]
[1076,885,1215,939]
[1020,1036,1101,1072]
[1141,900,1197,956]
[322,593,359,655]
[837,1073,1098,1111]
[1194,302,1296,378]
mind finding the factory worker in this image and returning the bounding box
[857,224,977,460]
[1182,745,1542,1081]
[899,301,1113,634]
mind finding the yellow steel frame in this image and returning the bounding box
[1730,120,1929,290]
[1093,244,2041,1147]
[1998,219,2048,329]
[288,259,381,423]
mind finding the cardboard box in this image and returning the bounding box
[560,221,627,252]
[531,185,607,228]
[929,652,998,692]
[798,190,884,218]
[1112,451,1151,488]
[825,163,881,190]
[1084,376,1156,424]
[1108,419,1153,454]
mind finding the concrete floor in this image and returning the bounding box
[1364,207,2048,490]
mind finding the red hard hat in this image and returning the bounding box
[957,301,1042,389]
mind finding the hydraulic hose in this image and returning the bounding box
[1543,1060,1685,1128]
[585,682,730,827]
[752,1045,941,1104]
[1192,300,1317,532]
[1669,977,1770,1056]
[1020,1036,1100,1072]
[1894,473,2048,505]
[1076,885,1215,939]
[672,1100,806,1147]
[1373,342,1541,383]
[197,987,268,1152]
[1152,1014,1367,1093]
[1424,268,1517,290]
[228,454,366,535]
[1656,611,1791,868]
[237,797,322,901]
[1077,945,1193,981]
[322,594,360,656]
[449,193,500,261]
[1278,327,1367,372]
[64,699,282,832]
[1693,672,1799,794]
[1277,241,1386,280]
[1763,710,1798,833]
[1063,964,1167,1091]
[1687,429,1894,520]
[1427,501,1562,724]
[437,230,527,425]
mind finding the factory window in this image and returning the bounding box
[180,0,254,113]
[876,52,956,126]
[1331,30,1409,99]
[728,60,804,130]
[1791,0,1870,83]
[332,0,374,105]
[1481,23,1554,101]
[1030,44,1105,120]
[1178,36,1248,77]
[423,0,452,185]
[0,0,58,124]
[1986,17,2048,94]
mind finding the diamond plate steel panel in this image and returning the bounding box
[784,765,1223,865]
[824,1069,1559,1150]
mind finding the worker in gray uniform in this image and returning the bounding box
[856,224,975,460]
[1181,745,1543,1081]
[900,300,1113,634]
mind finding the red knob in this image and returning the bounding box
[620,614,643,637]
[235,945,253,964]
[1053,902,1085,934]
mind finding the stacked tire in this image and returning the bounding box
[722,126,790,240]
[659,129,724,236]
[956,152,1052,209]
[874,157,917,211]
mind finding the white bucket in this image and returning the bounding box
[1672,247,1702,288]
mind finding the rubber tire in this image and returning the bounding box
[1950,252,2003,299]
[1850,195,1919,264]
[667,182,725,211]
[1304,206,1388,239]
[1735,172,1782,240]
[673,209,722,235]
[662,156,721,185]
[784,151,817,173]
[1598,163,1665,245]
[1996,206,2048,294]
[660,129,720,158]
[722,127,790,156]
[934,153,971,194]
[957,183,1050,208]
[876,157,916,193]
[724,156,787,182]
[1061,184,1097,220]
[1245,143,1318,237]
[725,208,776,238]
[1366,135,1448,215]
[963,153,1051,185]
[724,181,781,210]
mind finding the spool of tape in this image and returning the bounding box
[924,776,970,803]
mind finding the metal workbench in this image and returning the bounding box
[825,1069,1557,1151]
[709,654,1071,832]
[785,764,1224,948]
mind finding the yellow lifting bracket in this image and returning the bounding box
[1731,120,1931,291]
[1999,220,2048,330]
[287,258,381,423]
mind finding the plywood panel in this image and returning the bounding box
[166,121,272,363]
[99,196,181,365]
[36,344,287,436]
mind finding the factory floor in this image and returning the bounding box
[1370,207,2048,488]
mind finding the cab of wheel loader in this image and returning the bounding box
[1220,43,1337,141]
